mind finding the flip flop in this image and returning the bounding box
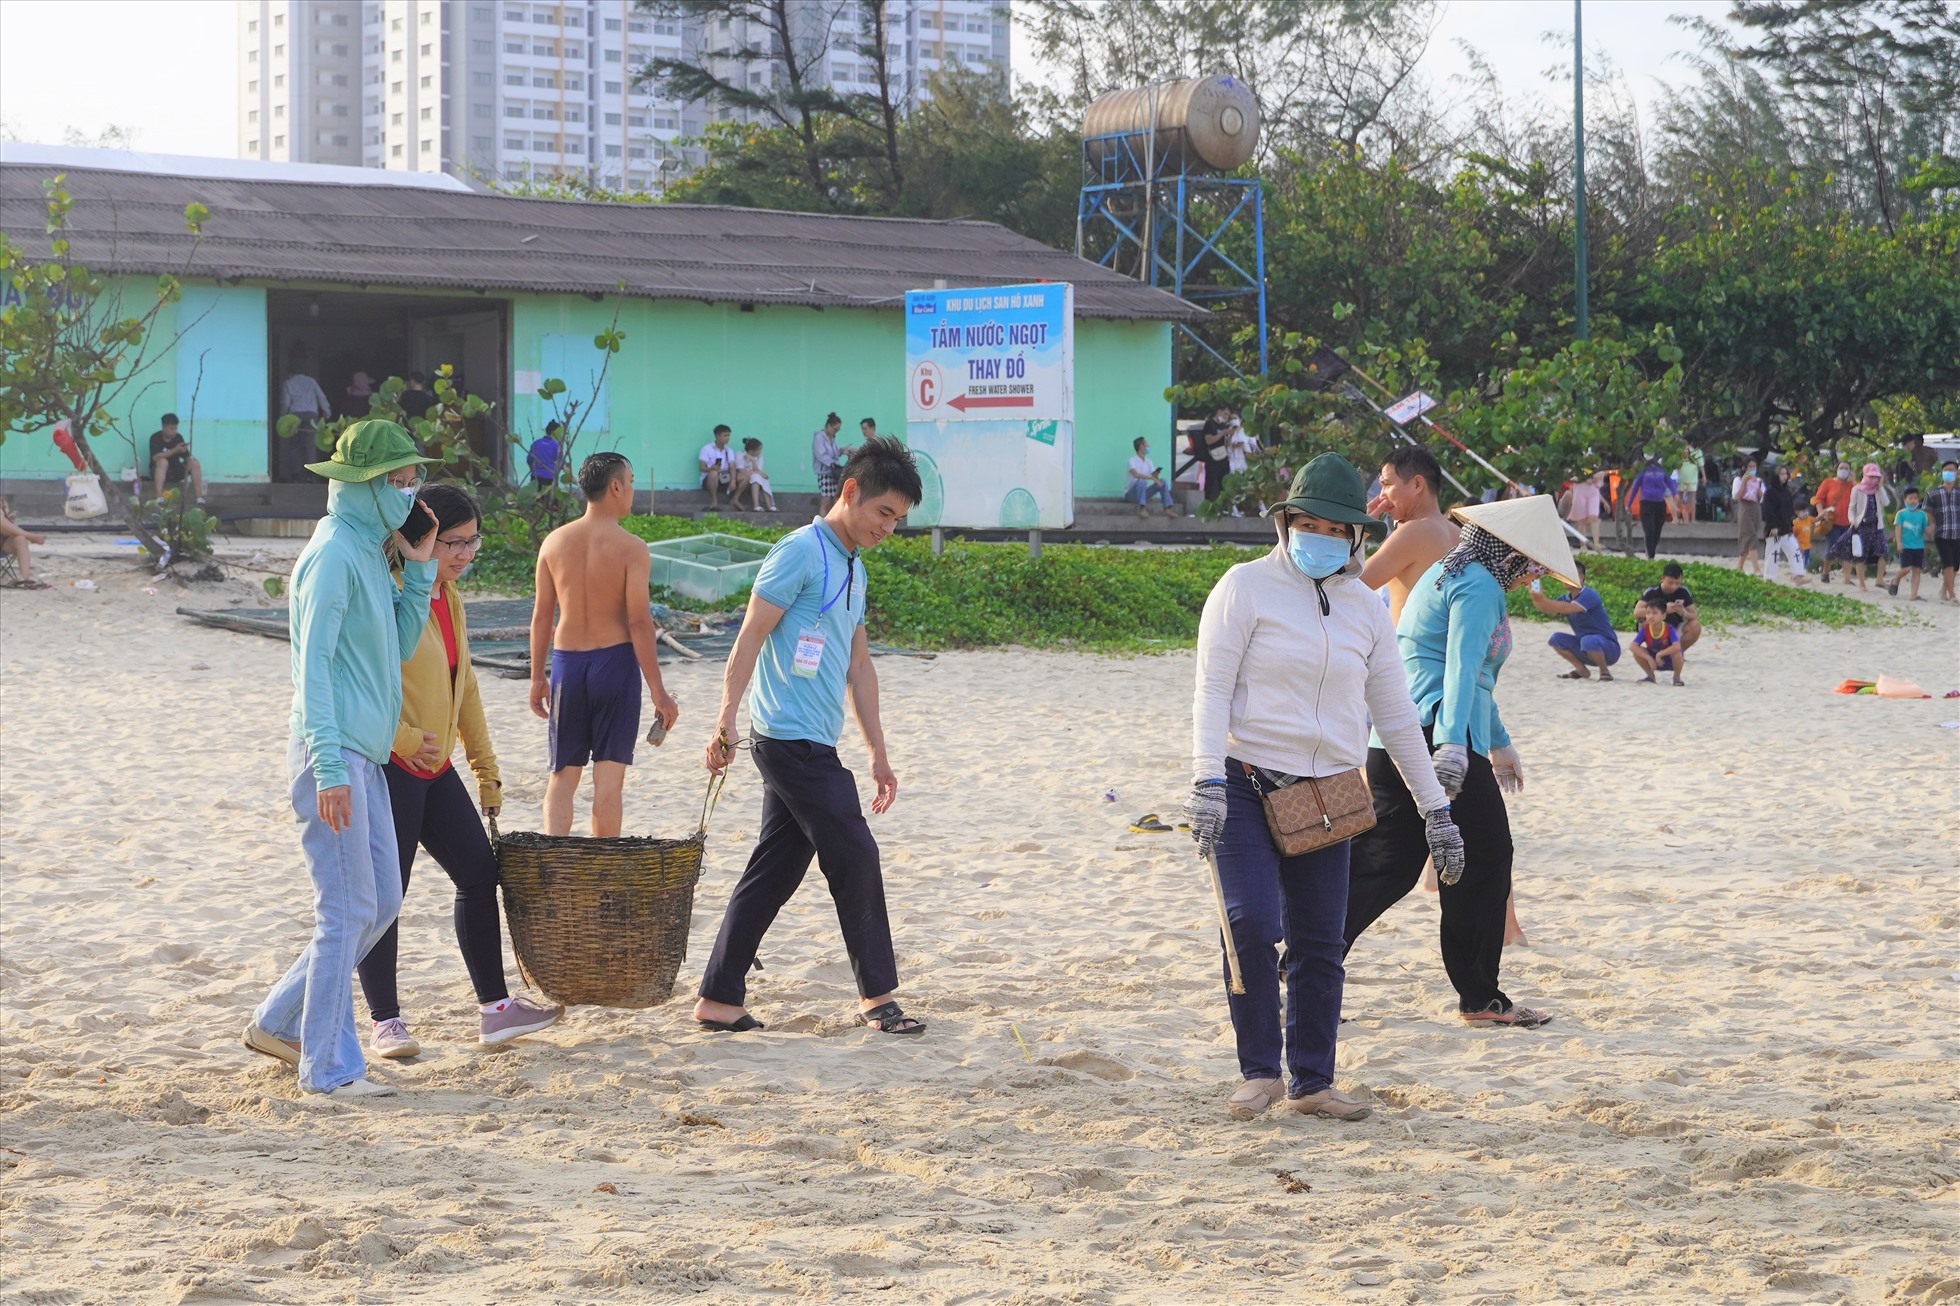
[697,1013,764,1032]
[1128,813,1173,834]
[1556,669,1590,680]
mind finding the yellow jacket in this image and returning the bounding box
[390,579,501,808]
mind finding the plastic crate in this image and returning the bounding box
[645,533,772,602]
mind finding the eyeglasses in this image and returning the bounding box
[436,534,483,554]
[386,471,423,489]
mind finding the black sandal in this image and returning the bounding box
[697,1013,764,1033]
[856,1002,925,1036]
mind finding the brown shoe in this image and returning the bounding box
[1286,1086,1373,1120]
[1227,1077,1284,1119]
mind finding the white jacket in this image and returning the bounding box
[1192,545,1448,814]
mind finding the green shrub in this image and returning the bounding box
[470,518,1895,648]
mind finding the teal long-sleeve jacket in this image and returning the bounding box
[288,479,437,790]
[1391,558,1513,756]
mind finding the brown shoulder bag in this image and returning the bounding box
[1242,762,1376,856]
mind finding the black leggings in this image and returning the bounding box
[697,737,897,1008]
[357,763,509,1022]
[1640,499,1667,559]
[1344,729,1515,1013]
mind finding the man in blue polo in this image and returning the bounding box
[695,436,927,1037]
[1529,561,1621,681]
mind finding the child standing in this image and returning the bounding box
[1891,487,1930,601]
[1792,504,1817,576]
[1630,611,1685,686]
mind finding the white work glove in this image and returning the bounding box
[1430,743,1469,799]
[1185,779,1228,860]
[1423,806,1466,885]
[1491,745,1524,795]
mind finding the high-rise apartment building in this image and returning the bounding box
[238,0,1008,191]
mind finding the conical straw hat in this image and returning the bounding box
[1448,496,1582,588]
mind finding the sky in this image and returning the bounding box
[0,0,1733,158]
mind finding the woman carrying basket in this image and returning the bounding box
[1185,454,1465,1122]
[356,484,563,1058]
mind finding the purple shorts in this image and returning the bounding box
[547,643,640,771]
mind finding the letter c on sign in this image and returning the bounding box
[911,361,941,411]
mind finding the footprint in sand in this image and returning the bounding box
[1041,1050,1136,1081]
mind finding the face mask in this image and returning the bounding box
[1945,470,1957,483]
[370,480,415,533]
[1287,529,1353,580]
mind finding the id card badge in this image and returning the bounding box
[792,627,825,678]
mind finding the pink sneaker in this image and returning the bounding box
[480,996,563,1046]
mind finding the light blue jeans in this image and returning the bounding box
[1125,477,1174,510]
[253,737,404,1093]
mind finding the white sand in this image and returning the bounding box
[2,545,1957,1304]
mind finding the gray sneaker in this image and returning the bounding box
[480,996,563,1046]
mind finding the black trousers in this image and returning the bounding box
[1344,731,1514,1013]
[1640,499,1667,558]
[357,763,509,1022]
[697,737,897,1007]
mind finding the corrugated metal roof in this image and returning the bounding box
[0,162,1206,322]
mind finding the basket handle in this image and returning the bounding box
[697,770,727,834]
[484,783,722,840]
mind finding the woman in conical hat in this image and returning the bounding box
[1342,495,1573,1029]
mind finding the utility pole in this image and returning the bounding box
[1573,0,1590,341]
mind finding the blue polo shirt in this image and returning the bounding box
[747,518,867,747]
[1566,586,1617,644]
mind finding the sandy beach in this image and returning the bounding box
[2,542,1956,1305]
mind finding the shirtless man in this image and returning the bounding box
[529,452,680,837]
[1360,445,1459,626]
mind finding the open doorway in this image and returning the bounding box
[267,289,509,483]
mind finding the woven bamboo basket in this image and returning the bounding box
[491,778,722,1009]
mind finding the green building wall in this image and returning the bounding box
[3,279,1172,501]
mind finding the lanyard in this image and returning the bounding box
[815,527,856,616]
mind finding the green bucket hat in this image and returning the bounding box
[1265,452,1388,540]
[304,419,435,483]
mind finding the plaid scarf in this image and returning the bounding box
[1438,523,1541,591]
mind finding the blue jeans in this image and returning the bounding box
[1212,763,1351,1097]
[1547,630,1620,665]
[1125,478,1173,510]
[254,737,404,1093]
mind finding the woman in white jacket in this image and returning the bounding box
[1186,454,1465,1122]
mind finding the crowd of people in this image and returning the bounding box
[1552,443,1959,604]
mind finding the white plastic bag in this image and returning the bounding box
[1850,533,1865,559]
[63,472,108,520]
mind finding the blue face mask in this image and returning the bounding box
[1287,528,1353,580]
[369,480,416,533]
[1945,470,1957,483]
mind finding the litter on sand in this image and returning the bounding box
[1833,676,1931,698]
